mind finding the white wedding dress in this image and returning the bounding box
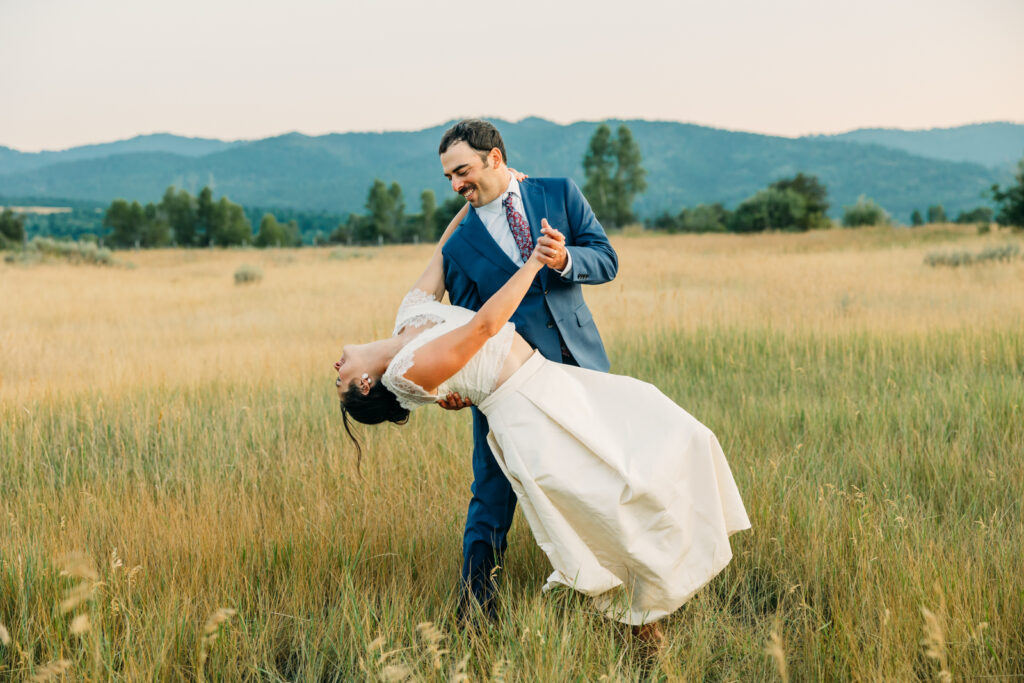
[381,289,751,625]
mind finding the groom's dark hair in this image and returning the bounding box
[439,119,507,164]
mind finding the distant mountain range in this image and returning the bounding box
[2,120,1021,222]
[811,122,1024,170]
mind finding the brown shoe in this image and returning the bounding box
[631,622,667,653]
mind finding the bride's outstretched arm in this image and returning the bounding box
[402,230,553,393]
[409,202,469,300]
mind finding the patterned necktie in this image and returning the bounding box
[502,194,533,263]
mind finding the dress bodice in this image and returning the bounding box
[381,289,516,411]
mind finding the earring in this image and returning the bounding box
[361,373,369,380]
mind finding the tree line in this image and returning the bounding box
[325,182,464,246]
[645,163,1022,233]
[4,129,1023,251]
[101,187,299,248]
[100,183,469,248]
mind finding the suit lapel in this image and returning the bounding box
[457,207,518,278]
[519,179,549,289]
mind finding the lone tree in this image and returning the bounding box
[990,158,1024,229]
[582,123,647,228]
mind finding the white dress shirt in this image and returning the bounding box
[475,175,572,274]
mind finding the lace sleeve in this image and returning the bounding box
[394,288,444,336]
[381,348,439,411]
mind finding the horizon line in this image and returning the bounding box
[4,117,1023,155]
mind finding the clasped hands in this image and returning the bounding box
[533,219,567,271]
[438,220,565,412]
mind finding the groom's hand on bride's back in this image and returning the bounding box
[438,392,473,410]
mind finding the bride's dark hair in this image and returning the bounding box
[339,382,409,470]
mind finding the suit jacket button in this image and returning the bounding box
[543,289,549,295]
[546,322,554,328]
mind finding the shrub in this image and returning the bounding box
[651,211,681,233]
[924,243,1020,267]
[328,248,374,261]
[842,196,890,228]
[651,204,730,233]
[4,237,114,265]
[680,203,730,233]
[769,173,830,230]
[234,264,263,284]
[729,188,807,232]
[956,207,994,224]
[0,208,26,247]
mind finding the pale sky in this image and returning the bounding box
[2,0,1022,152]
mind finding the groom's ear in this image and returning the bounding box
[487,147,503,168]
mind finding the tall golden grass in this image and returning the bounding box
[1,224,1022,680]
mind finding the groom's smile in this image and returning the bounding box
[441,140,509,208]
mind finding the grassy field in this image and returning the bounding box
[1,225,1022,681]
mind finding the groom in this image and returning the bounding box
[436,119,618,618]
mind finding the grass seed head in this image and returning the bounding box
[127,565,143,588]
[920,607,951,681]
[202,607,237,636]
[489,658,508,682]
[70,613,91,636]
[381,663,412,681]
[416,621,447,670]
[30,659,72,682]
[450,654,471,682]
[60,580,98,614]
[59,551,98,581]
[0,622,10,645]
[765,627,788,683]
[199,607,238,671]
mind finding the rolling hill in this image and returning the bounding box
[809,122,1024,169]
[2,120,1018,222]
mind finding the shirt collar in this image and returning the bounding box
[477,173,519,216]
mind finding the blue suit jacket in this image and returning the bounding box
[441,177,617,370]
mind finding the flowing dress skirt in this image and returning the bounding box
[477,351,751,625]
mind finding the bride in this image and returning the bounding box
[334,204,750,631]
